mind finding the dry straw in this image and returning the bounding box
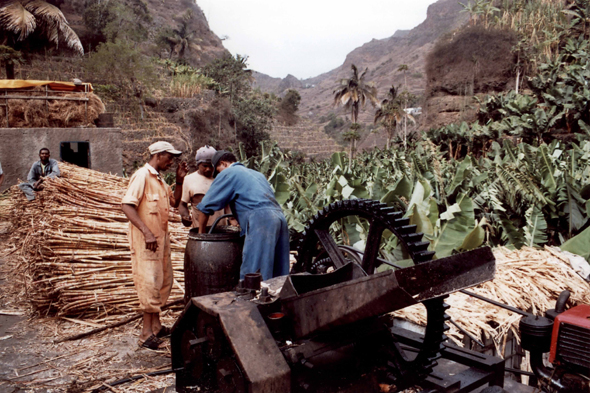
[393,246,590,352]
[0,86,105,128]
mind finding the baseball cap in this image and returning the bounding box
[195,145,216,164]
[211,150,230,170]
[149,141,182,156]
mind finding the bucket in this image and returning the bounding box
[184,215,242,303]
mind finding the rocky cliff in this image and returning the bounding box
[59,0,228,67]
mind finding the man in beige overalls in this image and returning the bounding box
[121,141,188,350]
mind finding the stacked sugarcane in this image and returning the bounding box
[393,246,590,353]
[4,163,188,318]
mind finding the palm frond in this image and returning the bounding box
[23,0,83,54]
[0,0,36,41]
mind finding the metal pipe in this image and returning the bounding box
[448,318,485,348]
[460,289,533,317]
[208,213,235,234]
[530,350,566,391]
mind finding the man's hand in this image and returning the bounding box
[176,161,188,182]
[181,214,192,227]
[144,231,158,252]
[33,178,44,190]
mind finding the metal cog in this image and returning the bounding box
[292,198,449,385]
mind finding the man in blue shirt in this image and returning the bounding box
[197,151,290,280]
[18,148,60,201]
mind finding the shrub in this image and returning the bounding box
[426,26,517,96]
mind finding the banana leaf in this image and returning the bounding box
[561,226,590,261]
[273,173,291,205]
[428,193,476,258]
[524,204,548,247]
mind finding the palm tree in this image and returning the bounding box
[374,85,404,149]
[333,64,378,124]
[397,64,410,145]
[333,64,378,163]
[397,64,408,89]
[0,0,83,78]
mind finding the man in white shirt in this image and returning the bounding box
[178,146,228,228]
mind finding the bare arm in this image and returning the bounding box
[179,201,192,227]
[197,211,209,234]
[171,162,188,208]
[121,203,158,251]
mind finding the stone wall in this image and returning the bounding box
[270,124,343,159]
[0,128,123,192]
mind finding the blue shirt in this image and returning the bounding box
[197,163,282,235]
[27,159,60,182]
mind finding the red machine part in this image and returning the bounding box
[549,304,590,365]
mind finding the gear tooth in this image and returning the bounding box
[393,217,410,227]
[308,218,315,226]
[442,303,451,310]
[397,224,417,235]
[386,211,403,220]
[414,250,436,263]
[408,241,430,252]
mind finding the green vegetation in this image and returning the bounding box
[85,39,156,100]
[0,45,22,79]
[157,10,201,63]
[83,0,151,46]
[238,6,590,265]
[203,54,278,155]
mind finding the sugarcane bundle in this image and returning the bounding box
[393,246,590,353]
[4,162,188,318]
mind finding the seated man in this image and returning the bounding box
[178,146,228,229]
[18,148,60,201]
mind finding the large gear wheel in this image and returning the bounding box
[292,198,449,389]
[292,198,435,273]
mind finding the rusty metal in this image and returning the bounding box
[172,200,504,393]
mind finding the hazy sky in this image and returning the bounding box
[197,0,438,79]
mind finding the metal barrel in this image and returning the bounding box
[184,226,243,303]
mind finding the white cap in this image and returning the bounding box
[149,141,182,156]
[195,145,216,164]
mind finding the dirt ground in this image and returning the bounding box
[0,222,178,393]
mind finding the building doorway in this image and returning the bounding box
[60,141,90,168]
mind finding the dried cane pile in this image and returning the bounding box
[0,86,105,128]
[4,163,187,318]
[393,246,590,353]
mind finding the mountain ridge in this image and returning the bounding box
[253,0,468,128]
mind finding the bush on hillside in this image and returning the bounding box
[426,26,517,97]
[85,40,156,99]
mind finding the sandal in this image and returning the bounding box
[155,325,172,338]
[138,334,165,350]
